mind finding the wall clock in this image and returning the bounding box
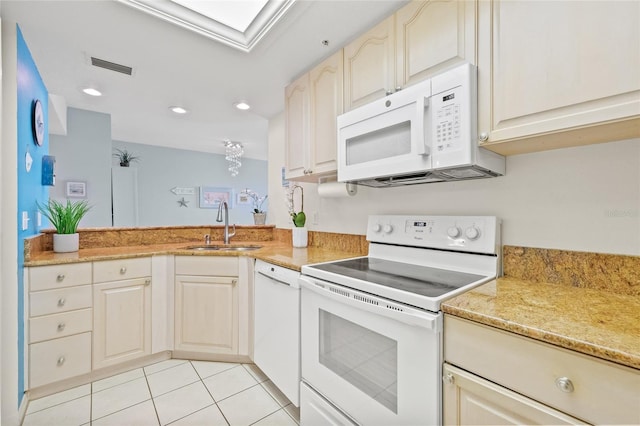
[32,99,44,146]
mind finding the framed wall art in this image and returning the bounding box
[199,186,233,209]
[66,181,87,198]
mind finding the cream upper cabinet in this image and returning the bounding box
[93,258,152,370]
[285,50,343,182]
[395,0,477,89]
[477,0,640,155]
[343,15,395,111]
[444,315,640,425]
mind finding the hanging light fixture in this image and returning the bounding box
[223,139,244,177]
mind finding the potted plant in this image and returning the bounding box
[287,185,307,247]
[242,189,268,225]
[37,199,91,253]
[113,148,140,167]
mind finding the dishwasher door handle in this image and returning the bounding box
[256,271,299,288]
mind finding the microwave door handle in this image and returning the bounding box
[415,96,430,156]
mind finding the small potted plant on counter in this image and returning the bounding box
[242,189,268,225]
[113,148,140,167]
[287,185,307,247]
[37,199,91,253]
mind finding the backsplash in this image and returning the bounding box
[503,246,640,296]
[273,229,368,255]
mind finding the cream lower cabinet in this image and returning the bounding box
[93,258,152,370]
[27,263,93,388]
[444,315,640,425]
[174,256,248,355]
[477,0,640,155]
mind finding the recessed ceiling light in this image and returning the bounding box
[82,87,102,97]
[235,102,250,111]
[169,106,188,114]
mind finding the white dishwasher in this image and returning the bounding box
[253,259,301,406]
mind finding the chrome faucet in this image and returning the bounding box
[216,201,236,244]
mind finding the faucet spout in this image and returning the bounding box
[216,201,236,244]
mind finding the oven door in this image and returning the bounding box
[300,276,442,426]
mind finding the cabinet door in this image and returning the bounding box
[309,50,343,177]
[174,275,238,354]
[443,364,585,425]
[285,73,310,180]
[395,0,477,88]
[477,0,640,155]
[343,15,395,111]
[93,278,152,369]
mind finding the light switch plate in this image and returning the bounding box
[22,211,30,230]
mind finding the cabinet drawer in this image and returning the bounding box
[93,257,151,283]
[175,256,239,276]
[444,315,640,425]
[29,332,91,388]
[29,308,92,343]
[29,263,92,291]
[30,285,92,317]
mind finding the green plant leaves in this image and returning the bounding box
[36,199,91,234]
[292,211,306,227]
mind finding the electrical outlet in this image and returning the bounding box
[37,211,42,227]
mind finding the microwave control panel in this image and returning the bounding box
[434,86,463,153]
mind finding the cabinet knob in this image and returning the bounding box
[232,279,238,285]
[479,132,489,142]
[57,298,66,307]
[443,373,455,385]
[57,356,66,366]
[555,377,574,393]
[120,267,127,274]
[56,274,65,282]
[57,323,66,332]
[144,279,152,286]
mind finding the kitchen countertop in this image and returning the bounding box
[442,277,640,370]
[23,240,363,271]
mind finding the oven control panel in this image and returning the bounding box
[367,215,500,255]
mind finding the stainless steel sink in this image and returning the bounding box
[185,245,262,251]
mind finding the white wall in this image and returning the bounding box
[269,112,640,255]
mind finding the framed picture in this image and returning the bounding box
[66,181,87,198]
[236,191,251,206]
[199,186,233,209]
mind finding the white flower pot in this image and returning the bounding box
[253,213,266,225]
[53,233,79,253]
[292,227,308,248]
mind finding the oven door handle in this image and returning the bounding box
[300,277,441,331]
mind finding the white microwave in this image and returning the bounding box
[337,63,505,187]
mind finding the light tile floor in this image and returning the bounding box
[22,360,300,426]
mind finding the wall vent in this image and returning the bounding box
[90,57,133,76]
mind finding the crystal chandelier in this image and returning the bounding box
[224,139,244,177]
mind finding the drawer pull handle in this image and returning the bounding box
[232,279,238,285]
[443,373,455,385]
[555,377,574,393]
[57,356,66,366]
[57,298,66,307]
[57,323,66,332]
[144,279,151,286]
[120,267,127,274]
[56,274,65,282]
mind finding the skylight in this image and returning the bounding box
[118,0,295,52]
[170,0,269,33]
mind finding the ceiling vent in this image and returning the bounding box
[90,57,133,76]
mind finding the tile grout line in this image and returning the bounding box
[188,361,231,426]
[142,365,163,426]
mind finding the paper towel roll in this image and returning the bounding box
[317,182,357,198]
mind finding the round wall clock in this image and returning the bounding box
[32,99,44,146]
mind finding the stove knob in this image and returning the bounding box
[372,223,382,233]
[447,226,461,238]
[383,224,394,234]
[465,226,480,240]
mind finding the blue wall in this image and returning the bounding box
[16,25,49,404]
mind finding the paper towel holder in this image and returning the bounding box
[317,179,357,198]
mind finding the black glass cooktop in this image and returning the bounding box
[310,257,487,298]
